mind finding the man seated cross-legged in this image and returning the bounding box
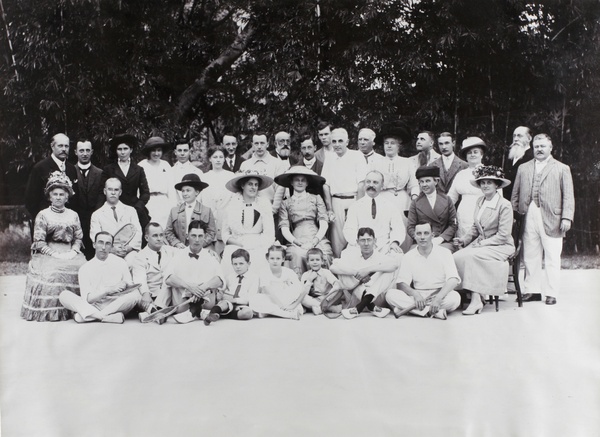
[386,222,461,320]
[59,231,143,324]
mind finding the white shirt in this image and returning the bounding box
[89,201,142,250]
[534,156,551,174]
[321,149,368,195]
[223,271,259,304]
[303,157,317,170]
[441,154,455,170]
[78,254,133,308]
[426,191,437,210]
[397,245,460,292]
[51,154,66,172]
[164,249,225,297]
[343,195,406,250]
[132,245,180,297]
[362,151,386,170]
[172,161,203,188]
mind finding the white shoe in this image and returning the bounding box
[138,312,149,323]
[172,310,197,324]
[432,309,447,320]
[101,313,125,324]
[372,306,390,318]
[73,313,86,323]
[199,309,210,320]
[341,308,359,319]
[312,305,323,316]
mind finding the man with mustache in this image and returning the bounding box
[25,133,79,222]
[431,132,468,194]
[357,128,385,170]
[222,133,246,172]
[503,126,534,199]
[271,131,292,170]
[511,133,574,305]
[409,131,440,173]
[343,170,405,257]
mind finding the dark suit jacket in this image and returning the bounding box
[407,192,457,242]
[98,162,150,210]
[75,164,103,215]
[164,200,216,247]
[223,155,246,172]
[432,155,468,194]
[25,156,79,219]
[301,158,324,176]
[503,147,533,199]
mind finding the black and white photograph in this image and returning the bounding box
[0,0,599,435]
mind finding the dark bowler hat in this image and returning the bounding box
[141,136,173,157]
[415,165,440,179]
[109,133,137,150]
[174,173,209,191]
[380,120,412,146]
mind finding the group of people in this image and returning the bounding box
[20,121,575,324]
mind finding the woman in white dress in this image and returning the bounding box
[138,136,177,228]
[201,146,235,254]
[221,171,275,277]
[448,137,499,239]
[453,166,514,315]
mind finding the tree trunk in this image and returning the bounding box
[175,21,256,121]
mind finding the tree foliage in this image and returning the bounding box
[1,0,599,249]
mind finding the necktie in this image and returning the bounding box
[111,206,118,222]
[228,158,234,169]
[371,198,377,219]
[189,252,199,259]
[418,150,429,167]
[157,251,162,265]
[233,275,244,298]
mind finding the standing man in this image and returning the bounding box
[90,178,142,265]
[239,131,288,202]
[25,133,78,221]
[357,128,385,170]
[410,131,440,171]
[321,128,368,257]
[271,131,292,169]
[315,121,335,163]
[222,133,246,172]
[343,170,405,256]
[386,222,461,320]
[59,231,143,324]
[511,133,574,305]
[503,126,534,199]
[432,132,468,194]
[74,140,103,259]
[171,137,203,189]
[299,134,324,175]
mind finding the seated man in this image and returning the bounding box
[90,178,142,265]
[203,248,259,325]
[330,227,399,319]
[386,222,461,320]
[59,231,143,324]
[405,165,457,252]
[161,220,225,323]
[131,222,179,317]
[343,170,405,258]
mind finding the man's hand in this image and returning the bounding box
[176,242,186,249]
[429,295,443,315]
[111,244,128,258]
[413,293,426,311]
[354,268,372,283]
[109,281,128,295]
[560,219,571,234]
[389,242,403,254]
[327,211,336,223]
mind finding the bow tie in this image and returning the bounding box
[188,252,199,259]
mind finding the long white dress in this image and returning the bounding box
[201,169,235,254]
[138,159,177,228]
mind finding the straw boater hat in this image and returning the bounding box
[415,165,440,180]
[470,165,511,189]
[109,133,138,151]
[274,166,326,189]
[140,136,173,157]
[44,171,74,196]
[225,170,274,193]
[174,173,209,192]
[460,137,487,157]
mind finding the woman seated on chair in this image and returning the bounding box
[453,166,514,315]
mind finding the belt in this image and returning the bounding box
[332,194,355,199]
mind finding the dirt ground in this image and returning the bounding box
[1,272,599,437]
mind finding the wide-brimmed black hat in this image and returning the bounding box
[109,133,138,150]
[415,165,440,179]
[225,170,274,193]
[140,136,173,156]
[274,166,326,189]
[380,120,412,146]
[174,173,209,191]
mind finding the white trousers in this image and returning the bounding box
[59,290,141,321]
[522,204,563,297]
[386,288,461,316]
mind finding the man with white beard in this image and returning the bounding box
[503,126,533,199]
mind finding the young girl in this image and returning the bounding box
[249,245,310,320]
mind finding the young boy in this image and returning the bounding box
[204,248,258,325]
[301,248,342,315]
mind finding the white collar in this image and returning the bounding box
[78,162,91,170]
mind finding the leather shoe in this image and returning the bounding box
[521,293,542,302]
[545,296,557,305]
